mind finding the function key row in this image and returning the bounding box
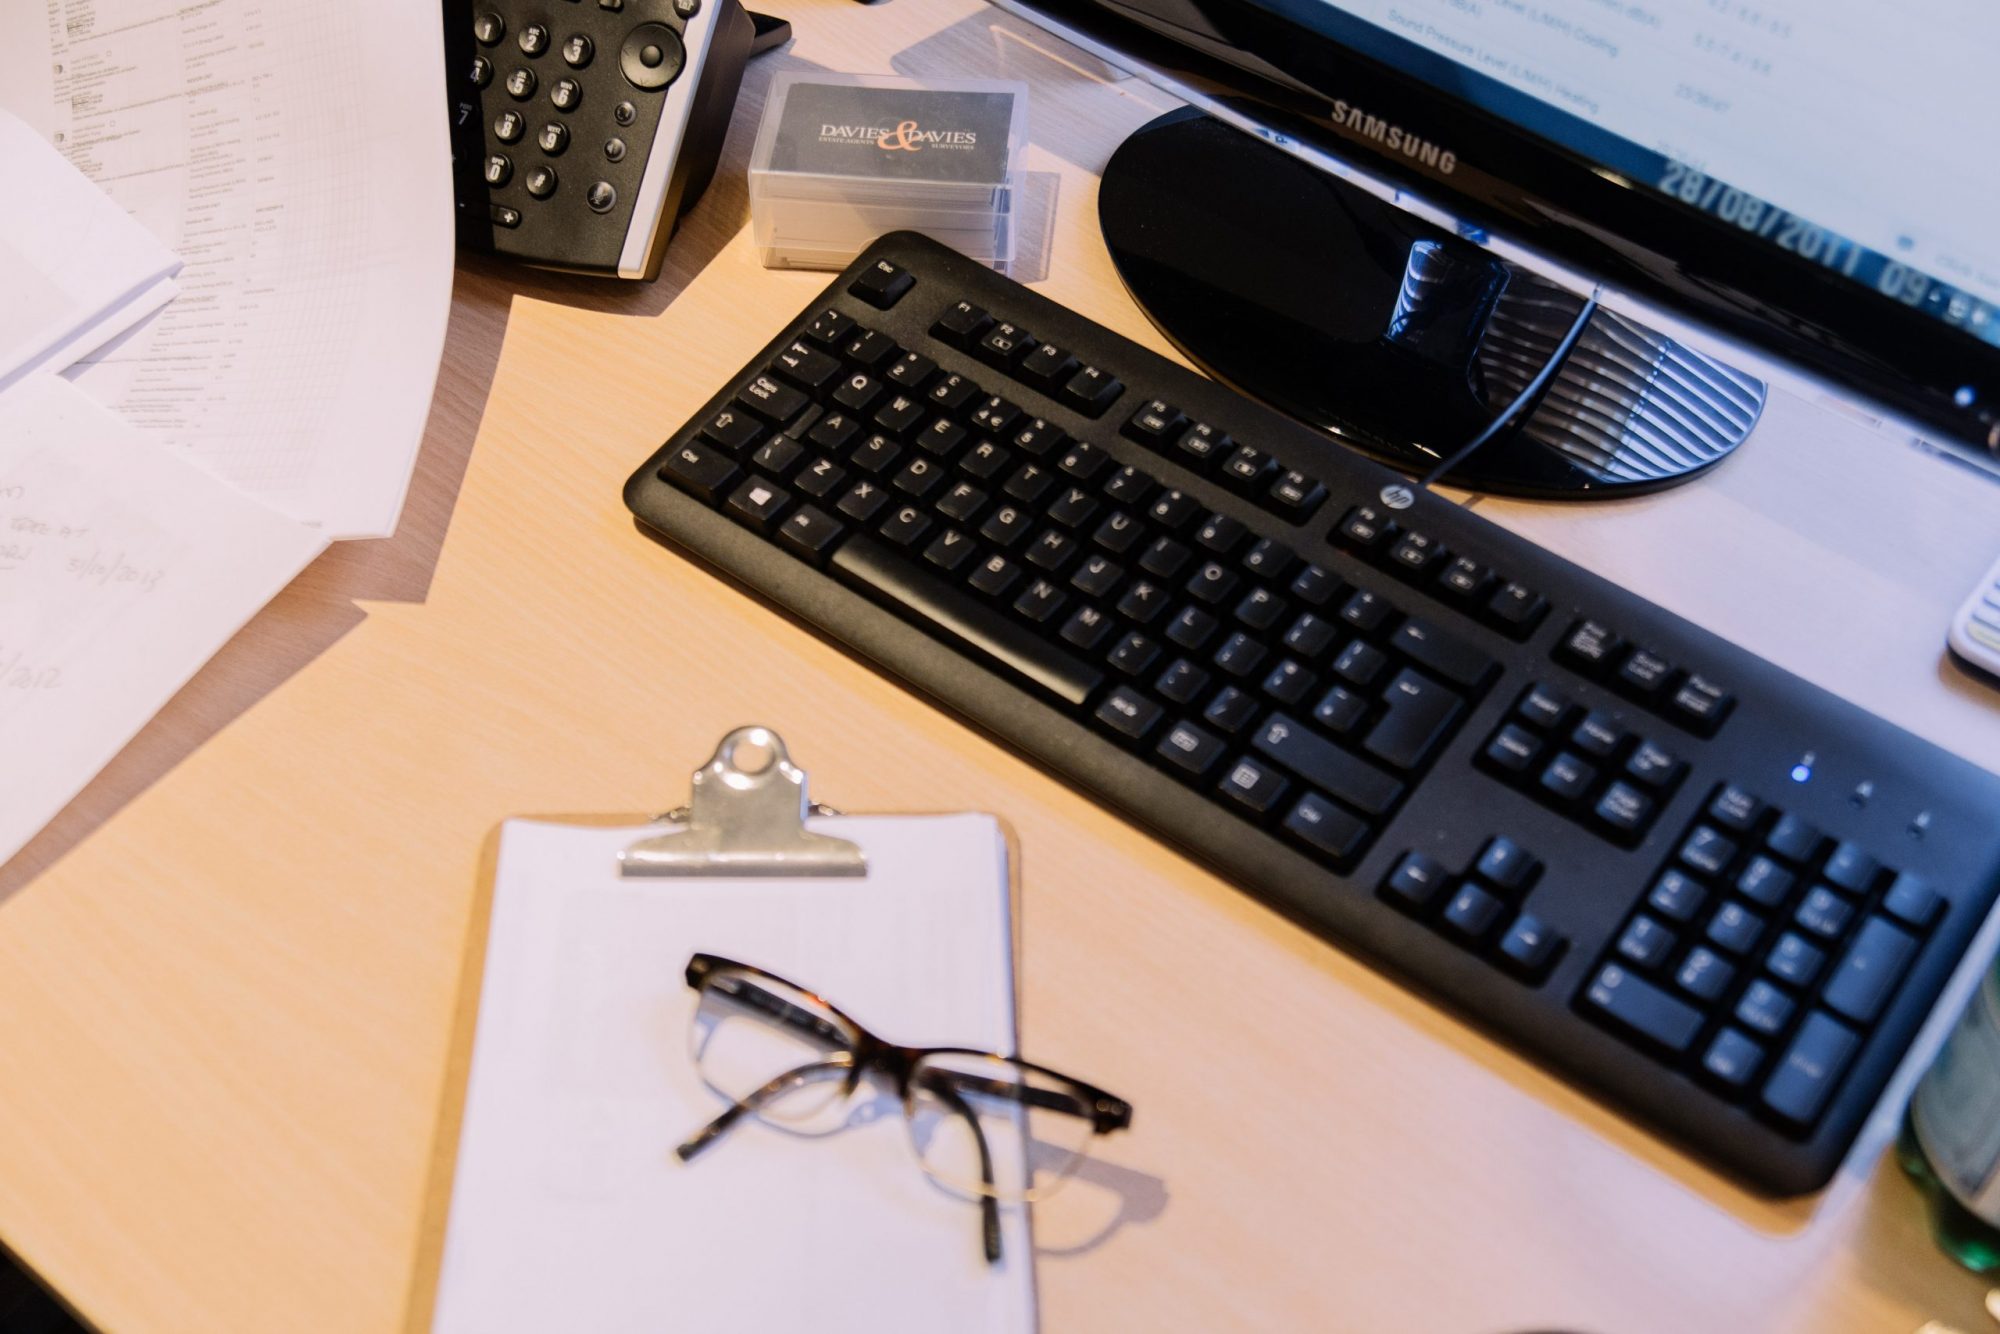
[1477,680,1685,846]
[1121,398,1327,525]
[1333,505,1549,640]
[932,301,1125,417]
[1557,618,1734,737]
[1379,839,1566,982]
[1579,782,1940,1134]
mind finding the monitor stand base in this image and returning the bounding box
[1097,108,1764,499]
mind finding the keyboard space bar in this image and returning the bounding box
[832,535,1104,707]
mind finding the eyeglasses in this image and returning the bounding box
[674,952,1132,1264]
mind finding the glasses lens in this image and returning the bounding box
[905,1053,1095,1202]
[690,968,860,1127]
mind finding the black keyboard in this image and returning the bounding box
[625,231,2000,1193]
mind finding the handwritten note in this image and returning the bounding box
[0,375,325,865]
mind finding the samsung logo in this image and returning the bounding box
[1329,101,1457,174]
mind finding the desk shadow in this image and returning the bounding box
[761,1085,1168,1259]
[0,572,366,904]
[1031,1152,1168,1258]
[0,259,513,898]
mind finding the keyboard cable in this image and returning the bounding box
[1382,284,1603,508]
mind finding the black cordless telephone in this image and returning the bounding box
[444,0,786,280]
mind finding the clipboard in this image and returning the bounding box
[409,728,1034,1334]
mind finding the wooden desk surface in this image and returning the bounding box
[5,2,2000,1330]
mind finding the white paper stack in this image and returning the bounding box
[750,75,1027,271]
[0,110,180,390]
[0,0,455,539]
[0,0,454,872]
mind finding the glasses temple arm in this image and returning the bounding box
[928,1080,1003,1266]
[940,1070,1131,1132]
[675,1055,854,1163]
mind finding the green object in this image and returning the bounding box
[1901,958,2000,1273]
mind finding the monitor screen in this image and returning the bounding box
[1277,0,1998,351]
[991,0,2000,454]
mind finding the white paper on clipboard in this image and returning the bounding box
[430,812,1035,1334]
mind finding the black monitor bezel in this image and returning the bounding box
[992,0,2000,456]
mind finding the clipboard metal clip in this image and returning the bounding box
[618,727,867,879]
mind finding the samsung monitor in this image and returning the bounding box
[988,0,2000,492]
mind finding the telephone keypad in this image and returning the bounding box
[451,0,747,277]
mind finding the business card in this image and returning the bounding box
[768,83,1016,186]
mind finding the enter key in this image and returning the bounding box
[1364,668,1464,771]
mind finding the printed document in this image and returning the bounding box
[0,109,180,388]
[0,0,455,538]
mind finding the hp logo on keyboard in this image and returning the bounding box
[1379,483,1416,510]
